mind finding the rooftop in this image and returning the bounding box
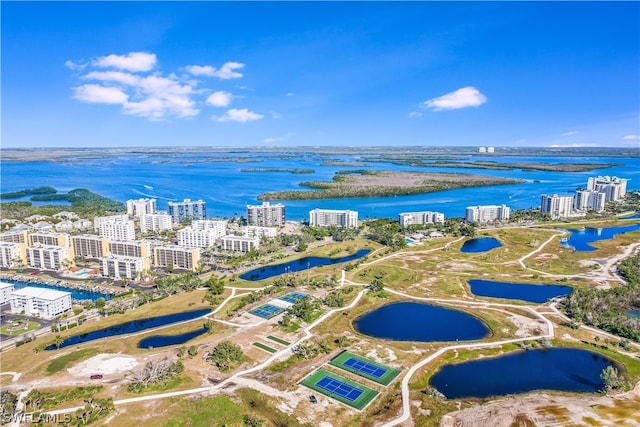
[11,286,71,300]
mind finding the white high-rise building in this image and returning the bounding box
[168,199,207,223]
[464,205,510,224]
[574,190,606,212]
[192,220,227,236]
[398,211,445,227]
[246,202,286,227]
[0,242,26,269]
[100,255,145,279]
[221,235,260,253]
[0,282,15,304]
[309,209,359,229]
[140,214,173,233]
[27,244,70,271]
[540,194,574,219]
[177,228,220,248]
[587,176,628,202]
[126,198,157,218]
[99,219,135,241]
[244,226,278,238]
[94,214,129,231]
[10,287,72,319]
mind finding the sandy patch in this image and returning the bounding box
[68,353,139,376]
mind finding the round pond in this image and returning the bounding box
[353,301,489,342]
[430,347,617,399]
[460,237,502,253]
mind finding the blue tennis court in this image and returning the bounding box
[250,304,285,319]
[279,292,307,304]
[343,357,387,379]
[316,376,364,402]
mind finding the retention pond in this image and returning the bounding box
[468,279,572,303]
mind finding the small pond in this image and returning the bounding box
[45,308,211,350]
[468,279,572,303]
[460,237,502,253]
[559,224,640,252]
[429,347,617,399]
[628,310,640,319]
[240,249,370,281]
[138,327,207,349]
[353,301,489,342]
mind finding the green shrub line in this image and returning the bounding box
[253,342,277,353]
[266,335,290,346]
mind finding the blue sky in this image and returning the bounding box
[2,1,639,148]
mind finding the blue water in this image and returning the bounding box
[460,237,502,253]
[240,249,370,281]
[353,301,489,342]
[1,152,637,221]
[468,279,571,303]
[138,327,207,349]
[429,348,615,399]
[559,224,640,251]
[628,310,640,319]
[621,213,640,220]
[3,279,112,302]
[45,308,211,350]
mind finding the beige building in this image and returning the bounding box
[154,245,200,271]
[100,255,147,279]
[71,235,110,258]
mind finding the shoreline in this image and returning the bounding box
[0,273,124,298]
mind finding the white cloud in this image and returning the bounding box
[184,62,245,79]
[215,108,263,123]
[408,111,423,119]
[623,135,640,140]
[546,143,597,148]
[206,91,233,107]
[263,132,293,143]
[93,52,157,72]
[83,71,140,86]
[422,86,487,111]
[64,60,86,71]
[562,131,578,136]
[73,84,129,104]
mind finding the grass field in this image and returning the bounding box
[329,350,401,386]
[253,342,277,353]
[45,347,102,375]
[0,318,41,336]
[266,335,290,345]
[301,368,378,411]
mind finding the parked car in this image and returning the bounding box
[90,374,103,380]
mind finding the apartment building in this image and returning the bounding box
[109,240,152,259]
[587,176,628,202]
[0,229,28,244]
[574,190,606,212]
[246,202,285,227]
[168,199,206,223]
[465,205,510,224]
[244,226,278,238]
[0,282,14,305]
[398,211,445,227]
[192,219,227,236]
[140,213,173,233]
[308,209,359,229]
[93,214,129,231]
[98,219,135,241]
[0,241,27,268]
[177,228,220,248]
[126,198,157,218]
[27,244,70,271]
[540,194,574,219]
[154,245,201,271]
[28,232,69,248]
[221,235,260,253]
[10,287,72,318]
[100,255,146,280]
[71,235,110,258]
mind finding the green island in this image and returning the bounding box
[258,170,523,200]
[240,167,315,174]
[0,186,57,200]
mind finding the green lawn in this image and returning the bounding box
[266,335,290,346]
[253,342,277,353]
[46,347,102,375]
[0,318,41,336]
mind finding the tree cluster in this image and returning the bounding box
[207,340,244,371]
[128,358,184,393]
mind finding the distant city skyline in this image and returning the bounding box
[2,1,639,149]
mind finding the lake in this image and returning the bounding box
[468,279,572,303]
[45,308,211,350]
[1,151,638,221]
[353,301,489,342]
[138,327,208,349]
[240,249,370,281]
[429,347,616,399]
[559,224,640,252]
[460,237,502,253]
[3,279,113,302]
